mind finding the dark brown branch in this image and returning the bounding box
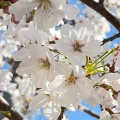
[0,96,24,120]
[78,105,100,119]
[80,0,120,32]
[57,105,100,120]
[57,107,66,120]
[102,33,120,45]
[99,0,104,4]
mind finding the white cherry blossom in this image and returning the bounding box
[91,88,117,109]
[9,0,79,30]
[56,23,102,66]
[92,73,120,92]
[103,73,120,92]
[100,110,120,120]
[1,0,120,119]
[49,61,93,108]
[17,44,55,88]
[18,75,35,97]
[13,22,43,61]
[0,70,13,91]
[29,90,61,120]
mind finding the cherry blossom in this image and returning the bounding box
[18,75,35,97]
[49,61,92,108]
[1,0,120,120]
[29,90,61,120]
[16,44,55,88]
[0,70,13,91]
[100,110,120,120]
[9,0,80,30]
[56,23,102,65]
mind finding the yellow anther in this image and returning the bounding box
[7,112,11,117]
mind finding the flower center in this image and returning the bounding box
[39,0,51,10]
[46,94,52,101]
[73,40,84,52]
[65,75,76,85]
[24,39,37,49]
[38,58,50,70]
[44,94,53,106]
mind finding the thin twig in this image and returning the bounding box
[0,96,24,120]
[102,33,120,45]
[78,105,100,119]
[80,0,120,32]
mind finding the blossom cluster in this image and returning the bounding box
[0,0,120,120]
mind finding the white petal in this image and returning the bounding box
[19,77,35,96]
[61,24,75,38]
[9,1,40,21]
[63,5,80,20]
[100,110,110,120]
[29,93,47,110]
[34,6,63,30]
[13,47,30,61]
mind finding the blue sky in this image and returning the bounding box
[66,100,101,120]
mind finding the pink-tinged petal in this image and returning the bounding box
[9,1,40,21]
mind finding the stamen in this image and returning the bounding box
[65,72,76,85]
[73,40,84,52]
[67,75,76,83]
[38,58,50,70]
[39,0,51,10]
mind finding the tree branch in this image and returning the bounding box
[99,0,104,4]
[57,107,66,120]
[57,105,100,120]
[102,33,120,45]
[80,0,120,32]
[0,96,24,120]
[78,105,100,119]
